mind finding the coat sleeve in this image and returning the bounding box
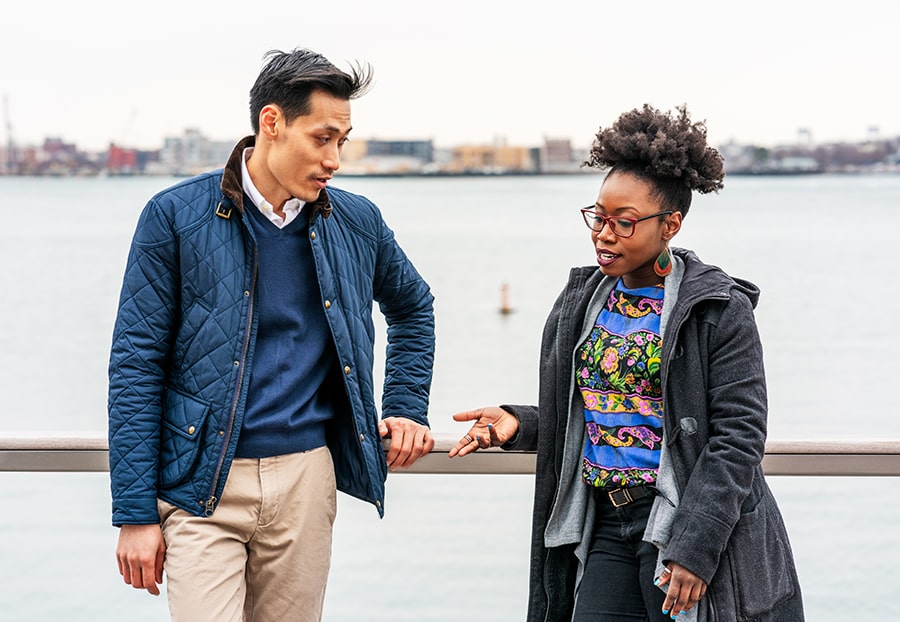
[372,217,435,426]
[107,200,179,526]
[499,277,573,452]
[498,405,539,451]
[662,291,768,583]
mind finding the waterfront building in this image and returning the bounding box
[155,128,234,177]
[107,144,138,175]
[340,138,435,175]
[449,140,537,174]
[538,137,585,173]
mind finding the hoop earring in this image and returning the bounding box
[654,243,672,278]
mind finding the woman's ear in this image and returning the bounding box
[663,210,683,241]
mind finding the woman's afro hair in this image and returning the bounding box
[585,104,724,194]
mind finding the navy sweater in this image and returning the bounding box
[235,203,337,458]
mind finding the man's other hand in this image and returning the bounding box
[379,417,434,470]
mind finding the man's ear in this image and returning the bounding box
[258,104,281,140]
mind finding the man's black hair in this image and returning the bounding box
[249,48,374,134]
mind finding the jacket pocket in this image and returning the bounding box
[159,387,210,488]
[726,500,796,620]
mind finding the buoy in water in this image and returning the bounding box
[499,282,514,315]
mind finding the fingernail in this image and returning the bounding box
[653,579,660,586]
[662,610,669,616]
[679,612,686,616]
[487,424,494,430]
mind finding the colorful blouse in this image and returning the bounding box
[575,280,665,488]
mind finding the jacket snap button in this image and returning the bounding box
[233,360,239,367]
[187,426,195,435]
[219,430,225,436]
[344,366,351,375]
[244,290,250,297]
[359,434,365,442]
[324,300,331,309]
[310,231,317,240]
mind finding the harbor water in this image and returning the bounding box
[1,173,898,620]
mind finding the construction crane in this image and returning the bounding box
[120,107,137,146]
[3,94,16,175]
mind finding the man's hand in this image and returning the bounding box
[379,417,434,470]
[116,523,166,596]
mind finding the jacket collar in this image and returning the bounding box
[219,135,332,220]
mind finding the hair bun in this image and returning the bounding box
[585,104,724,194]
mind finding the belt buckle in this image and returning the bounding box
[609,487,633,508]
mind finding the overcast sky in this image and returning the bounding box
[3,0,897,152]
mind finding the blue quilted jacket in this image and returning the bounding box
[108,137,435,526]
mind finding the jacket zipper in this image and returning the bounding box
[204,241,258,515]
[307,220,371,501]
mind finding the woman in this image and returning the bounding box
[449,105,804,621]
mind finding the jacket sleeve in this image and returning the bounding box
[107,200,179,526]
[500,276,573,452]
[662,291,768,582]
[372,217,435,426]
[498,405,539,451]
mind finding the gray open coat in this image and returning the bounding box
[503,248,804,622]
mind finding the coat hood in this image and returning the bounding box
[673,246,760,309]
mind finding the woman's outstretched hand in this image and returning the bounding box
[449,407,519,458]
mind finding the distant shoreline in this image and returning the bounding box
[2,168,899,180]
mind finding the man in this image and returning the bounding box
[108,48,435,621]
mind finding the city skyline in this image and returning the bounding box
[4,0,899,152]
[6,123,896,178]
[6,122,899,157]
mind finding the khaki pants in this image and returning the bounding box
[158,446,336,622]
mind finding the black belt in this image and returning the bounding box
[604,485,657,508]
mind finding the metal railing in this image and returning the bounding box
[2,435,898,476]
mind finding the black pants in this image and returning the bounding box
[572,490,669,622]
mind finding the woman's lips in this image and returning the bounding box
[597,250,620,267]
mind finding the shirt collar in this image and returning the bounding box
[241,147,305,228]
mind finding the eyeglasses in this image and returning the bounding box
[580,208,674,238]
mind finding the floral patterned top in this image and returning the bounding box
[575,280,664,488]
